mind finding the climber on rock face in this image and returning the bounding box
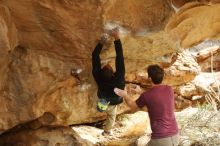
[92,27,125,136]
[114,65,179,146]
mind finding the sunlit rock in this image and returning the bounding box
[166,2,220,48]
[0,126,92,146]
[0,0,219,137]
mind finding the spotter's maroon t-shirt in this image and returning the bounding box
[136,85,178,139]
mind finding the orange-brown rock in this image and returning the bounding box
[196,46,220,72]
[103,0,171,32]
[0,126,92,146]
[72,111,151,146]
[176,83,198,99]
[0,0,219,136]
[0,0,174,133]
[0,4,18,91]
[166,2,220,48]
[101,32,180,73]
[165,51,200,86]
[0,4,18,133]
[171,0,194,8]
[170,0,220,9]
[175,96,192,110]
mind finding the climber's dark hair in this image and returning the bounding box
[147,64,164,84]
[101,64,114,81]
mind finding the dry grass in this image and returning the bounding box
[177,105,220,146]
[205,86,220,112]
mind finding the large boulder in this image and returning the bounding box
[0,0,219,135]
[166,2,220,48]
[72,111,151,146]
[0,126,92,146]
[0,0,173,133]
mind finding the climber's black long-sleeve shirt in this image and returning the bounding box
[92,39,125,105]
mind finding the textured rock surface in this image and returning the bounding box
[197,47,220,72]
[174,72,220,110]
[170,0,220,9]
[72,111,151,146]
[186,40,220,72]
[0,5,17,85]
[166,2,220,48]
[103,0,171,32]
[176,107,220,146]
[0,4,18,133]
[0,0,219,137]
[176,83,198,99]
[0,0,173,133]
[0,126,92,146]
[200,52,220,72]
